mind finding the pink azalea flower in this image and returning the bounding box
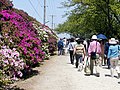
[17,71,23,77]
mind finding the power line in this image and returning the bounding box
[28,0,42,20]
[36,0,42,8]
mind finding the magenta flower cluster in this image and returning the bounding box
[0,10,45,66]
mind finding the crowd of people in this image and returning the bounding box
[57,35,120,79]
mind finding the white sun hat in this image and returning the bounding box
[76,38,79,40]
[109,38,117,44]
[91,35,97,40]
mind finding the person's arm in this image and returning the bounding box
[107,47,111,59]
[97,42,101,55]
[83,47,86,57]
[73,45,76,55]
[88,42,92,56]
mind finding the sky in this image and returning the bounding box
[12,0,66,28]
[12,0,70,38]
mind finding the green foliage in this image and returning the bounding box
[56,0,120,39]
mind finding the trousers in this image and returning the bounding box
[90,54,100,74]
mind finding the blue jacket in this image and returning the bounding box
[58,40,64,48]
[107,45,120,59]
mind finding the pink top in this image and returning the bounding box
[88,40,101,56]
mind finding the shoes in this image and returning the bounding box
[96,73,100,77]
[71,63,74,65]
[90,73,93,75]
[108,66,110,69]
[118,73,120,79]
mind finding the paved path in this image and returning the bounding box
[14,54,120,90]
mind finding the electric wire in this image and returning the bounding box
[28,0,42,20]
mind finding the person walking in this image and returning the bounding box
[57,38,64,55]
[88,35,101,77]
[104,40,110,69]
[74,39,86,69]
[107,38,120,78]
[68,38,76,65]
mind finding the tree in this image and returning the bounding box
[55,0,120,38]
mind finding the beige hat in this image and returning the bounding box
[109,38,117,44]
[91,35,97,39]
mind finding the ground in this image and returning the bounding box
[12,54,120,90]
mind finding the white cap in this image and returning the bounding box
[91,35,97,40]
[109,38,117,44]
[76,38,79,40]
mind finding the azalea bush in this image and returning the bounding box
[0,46,25,80]
[0,69,11,89]
[0,10,45,67]
[33,22,50,59]
[0,0,58,88]
[48,34,57,55]
[0,0,13,10]
[0,46,25,88]
[42,26,58,55]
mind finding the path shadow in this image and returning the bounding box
[118,82,120,84]
[2,85,25,90]
[67,62,72,64]
[84,73,98,77]
[22,69,40,80]
[105,74,118,79]
[84,74,91,76]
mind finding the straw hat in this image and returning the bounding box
[109,38,117,44]
[91,35,97,40]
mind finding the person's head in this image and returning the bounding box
[91,35,97,41]
[75,38,79,42]
[109,38,117,45]
[60,38,62,40]
[76,39,83,44]
[70,38,74,42]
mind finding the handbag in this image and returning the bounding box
[91,52,96,59]
[84,57,91,74]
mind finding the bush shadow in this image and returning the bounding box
[22,69,40,80]
[2,85,25,90]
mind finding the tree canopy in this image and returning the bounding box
[55,0,120,39]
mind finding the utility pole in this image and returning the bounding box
[50,15,55,30]
[43,0,46,26]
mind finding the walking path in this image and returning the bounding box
[13,54,120,90]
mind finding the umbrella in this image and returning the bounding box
[97,34,107,39]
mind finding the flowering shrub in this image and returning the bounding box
[0,10,45,66]
[0,0,13,10]
[0,46,25,80]
[0,69,11,89]
[43,26,58,54]
[0,0,57,88]
[48,34,57,54]
[32,22,50,59]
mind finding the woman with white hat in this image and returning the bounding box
[88,35,101,77]
[107,38,120,78]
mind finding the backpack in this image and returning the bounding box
[58,41,63,47]
[75,44,84,54]
[69,43,74,51]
